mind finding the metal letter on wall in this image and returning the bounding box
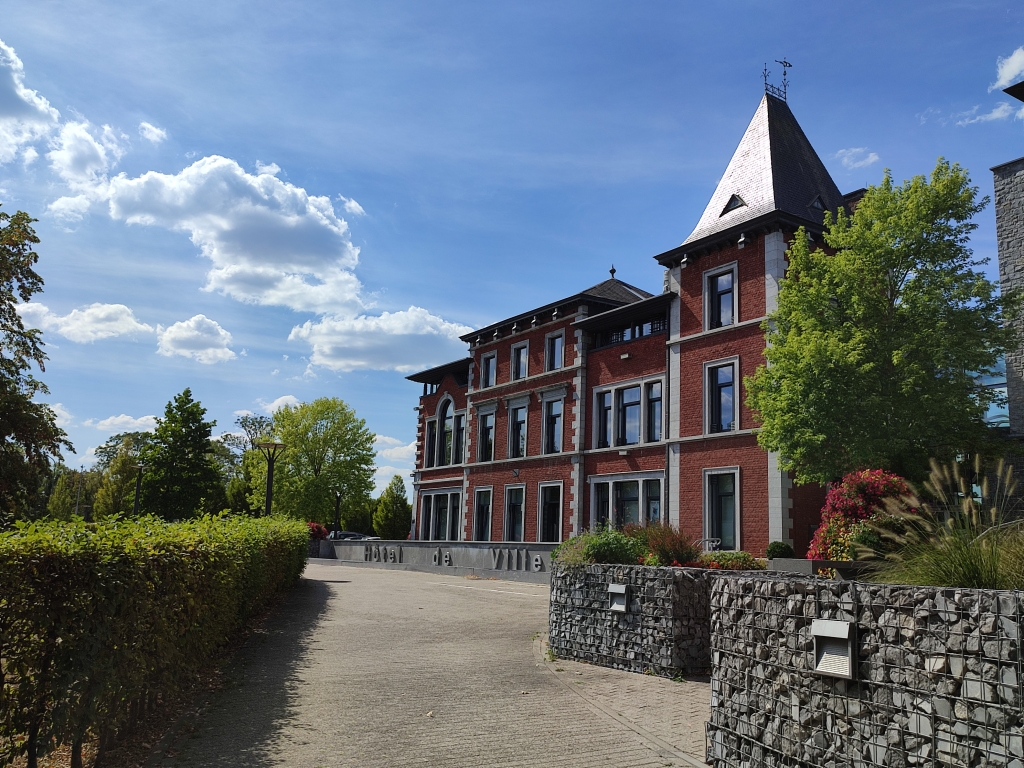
[532,554,543,572]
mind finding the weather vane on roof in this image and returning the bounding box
[763,59,792,101]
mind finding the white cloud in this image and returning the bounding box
[834,147,880,170]
[48,121,125,191]
[956,103,1014,126]
[156,314,236,364]
[85,413,158,432]
[22,146,37,166]
[289,306,472,373]
[51,402,74,428]
[991,46,1024,91]
[259,395,299,413]
[338,195,366,216]
[138,121,167,144]
[0,39,60,164]
[17,301,153,342]
[375,436,416,463]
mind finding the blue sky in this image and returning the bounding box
[1,1,1023,491]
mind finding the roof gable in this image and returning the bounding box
[681,93,844,248]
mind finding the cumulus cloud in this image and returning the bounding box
[337,195,366,216]
[84,414,158,432]
[259,395,299,413]
[374,435,416,463]
[17,302,153,342]
[288,306,472,373]
[0,40,59,164]
[138,121,167,144]
[51,402,74,428]
[956,103,1015,126]
[834,147,879,170]
[156,314,236,364]
[48,121,125,191]
[991,46,1024,92]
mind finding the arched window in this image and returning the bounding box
[438,400,454,466]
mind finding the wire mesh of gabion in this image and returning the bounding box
[706,572,1024,768]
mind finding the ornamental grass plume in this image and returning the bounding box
[858,456,1024,589]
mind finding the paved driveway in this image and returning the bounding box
[157,564,711,768]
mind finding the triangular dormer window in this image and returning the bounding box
[809,195,826,212]
[720,194,745,216]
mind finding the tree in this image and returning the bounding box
[247,398,375,524]
[0,208,71,525]
[46,467,102,520]
[140,389,223,520]
[93,438,142,518]
[374,475,412,539]
[747,160,1022,484]
[93,431,152,471]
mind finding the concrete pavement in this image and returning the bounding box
[156,564,711,768]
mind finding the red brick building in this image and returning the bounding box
[407,91,858,556]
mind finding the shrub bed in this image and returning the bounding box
[0,514,308,767]
[553,525,764,570]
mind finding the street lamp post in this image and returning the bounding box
[74,465,84,519]
[255,442,287,517]
[132,463,145,516]
[332,488,342,535]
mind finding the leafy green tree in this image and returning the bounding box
[0,208,71,525]
[140,389,223,520]
[374,475,412,539]
[93,431,152,471]
[248,398,375,524]
[93,439,142,518]
[747,160,1022,484]
[46,467,102,520]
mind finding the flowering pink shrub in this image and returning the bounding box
[807,469,910,560]
[307,521,328,540]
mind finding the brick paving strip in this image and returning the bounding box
[154,564,710,768]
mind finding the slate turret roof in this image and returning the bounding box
[659,93,844,263]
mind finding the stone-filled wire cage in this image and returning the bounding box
[707,573,1024,768]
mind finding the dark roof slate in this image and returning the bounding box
[681,93,844,249]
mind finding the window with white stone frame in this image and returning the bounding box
[511,342,529,381]
[480,353,497,388]
[473,487,492,541]
[541,388,565,454]
[504,485,526,542]
[704,262,738,331]
[545,331,564,371]
[508,399,528,459]
[593,376,665,448]
[704,468,739,551]
[589,472,663,530]
[420,490,462,541]
[705,357,738,435]
[433,398,467,467]
[538,482,562,543]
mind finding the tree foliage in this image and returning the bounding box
[93,439,142,519]
[747,160,1021,483]
[0,209,70,524]
[247,397,375,524]
[373,474,412,539]
[140,389,224,520]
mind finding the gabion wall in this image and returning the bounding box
[548,563,713,677]
[707,573,1024,768]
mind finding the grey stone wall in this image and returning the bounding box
[548,563,713,677]
[707,573,1024,768]
[995,157,1024,436]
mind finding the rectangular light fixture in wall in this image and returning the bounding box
[608,583,628,613]
[811,619,855,679]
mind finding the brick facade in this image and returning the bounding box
[405,92,853,557]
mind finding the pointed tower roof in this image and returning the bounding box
[664,93,843,261]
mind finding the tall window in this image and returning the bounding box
[432,494,448,540]
[439,402,453,465]
[617,386,641,445]
[474,489,491,541]
[453,414,465,464]
[540,485,561,542]
[708,270,734,329]
[481,354,496,388]
[644,479,661,525]
[544,400,562,454]
[425,421,437,468]
[421,495,433,539]
[512,344,528,380]
[546,334,564,371]
[506,487,525,541]
[594,482,610,528]
[509,406,527,458]
[708,363,735,433]
[597,392,612,448]
[479,413,494,462]
[614,481,639,528]
[708,473,737,550]
[646,382,662,442]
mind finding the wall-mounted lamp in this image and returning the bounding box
[811,619,855,679]
[737,232,747,249]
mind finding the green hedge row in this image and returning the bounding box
[0,514,308,767]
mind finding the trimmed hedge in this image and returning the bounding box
[0,514,308,767]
